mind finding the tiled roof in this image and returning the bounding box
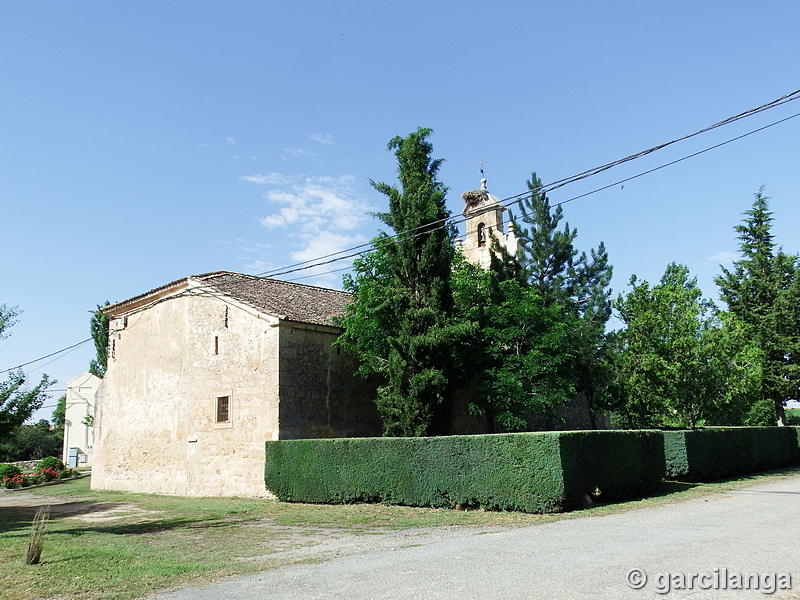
[104,271,350,327]
[192,271,350,327]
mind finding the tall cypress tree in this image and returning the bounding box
[338,128,469,436]
[89,302,110,378]
[716,188,800,425]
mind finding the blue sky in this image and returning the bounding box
[2,2,799,420]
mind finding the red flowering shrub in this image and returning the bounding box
[1,472,32,489]
[36,456,65,472]
[0,460,78,488]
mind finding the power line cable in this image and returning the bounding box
[37,89,800,357]
[284,265,354,283]
[179,97,800,298]
[553,109,800,208]
[271,109,800,282]
[251,88,800,279]
[254,107,800,281]
[0,338,93,375]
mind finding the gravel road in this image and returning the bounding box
[147,474,800,599]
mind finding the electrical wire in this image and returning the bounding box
[168,95,800,304]
[250,88,800,280]
[284,265,354,283]
[246,107,800,281]
[0,338,93,375]
[14,89,800,363]
[230,107,800,284]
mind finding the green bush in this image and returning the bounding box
[36,456,65,473]
[0,463,22,479]
[265,430,665,513]
[663,427,800,482]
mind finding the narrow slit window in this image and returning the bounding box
[216,396,230,423]
[214,336,219,355]
[224,306,228,328]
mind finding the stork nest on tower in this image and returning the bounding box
[462,189,489,210]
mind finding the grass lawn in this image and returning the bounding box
[1,467,800,600]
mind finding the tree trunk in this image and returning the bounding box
[775,398,787,426]
[586,390,597,430]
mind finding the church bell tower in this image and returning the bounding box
[460,178,518,269]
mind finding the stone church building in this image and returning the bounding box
[92,272,382,497]
[92,179,583,498]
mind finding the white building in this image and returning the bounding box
[62,372,102,468]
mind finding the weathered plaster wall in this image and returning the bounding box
[277,324,381,439]
[93,292,280,497]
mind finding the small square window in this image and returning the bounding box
[216,396,230,423]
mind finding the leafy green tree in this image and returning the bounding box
[452,261,578,432]
[0,305,54,441]
[0,419,62,462]
[610,264,732,428]
[0,304,19,339]
[51,394,66,429]
[89,303,110,377]
[338,128,471,436]
[716,189,800,425]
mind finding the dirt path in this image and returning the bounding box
[0,488,161,523]
[0,487,507,572]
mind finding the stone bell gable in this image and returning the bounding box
[460,178,519,269]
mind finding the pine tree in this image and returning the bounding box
[338,128,470,436]
[508,173,579,297]
[565,240,612,426]
[492,173,613,427]
[716,188,800,425]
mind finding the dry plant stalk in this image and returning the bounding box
[25,504,50,565]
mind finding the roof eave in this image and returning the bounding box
[101,279,192,317]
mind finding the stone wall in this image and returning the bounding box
[450,391,609,434]
[277,324,381,439]
[93,292,280,497]
[1,460,40,470]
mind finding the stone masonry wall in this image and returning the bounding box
[93,293,280,497]
[277,324,381,439]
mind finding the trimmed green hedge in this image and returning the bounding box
[264,430,665,513]
[663,427,800,482]
[559,430,665,506]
